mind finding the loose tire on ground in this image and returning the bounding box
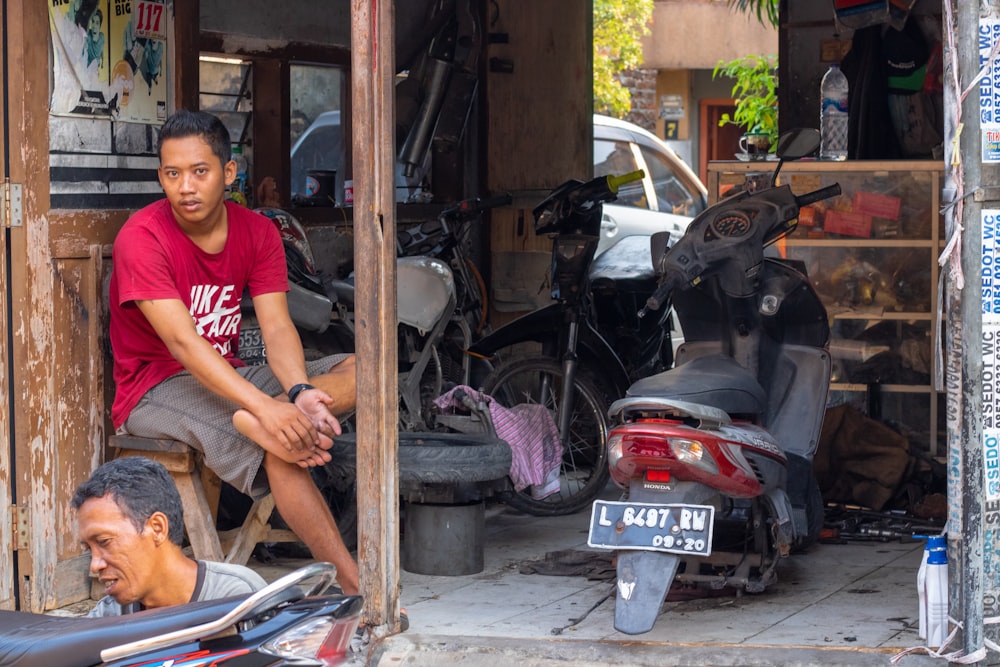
[326,432,512,485]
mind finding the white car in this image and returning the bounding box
[593,114,707,258]
[290,110,427,204]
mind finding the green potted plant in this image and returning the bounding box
[713,54,779,153]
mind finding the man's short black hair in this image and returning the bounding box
[72,457,185,546]
[157,109,232,169]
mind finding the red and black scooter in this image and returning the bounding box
[588,128,841,635]
[0,563,361,667]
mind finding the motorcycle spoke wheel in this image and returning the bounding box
[482,357,610,516]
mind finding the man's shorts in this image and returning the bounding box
[120,354,351,499]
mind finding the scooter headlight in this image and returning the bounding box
[260,615,360,666]
[668,437,718,474]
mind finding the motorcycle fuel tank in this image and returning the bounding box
[397,256,455,332]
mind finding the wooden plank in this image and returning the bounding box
[250,59,289,207]
[11,0,62,611]
[118,449,195,475]
[110,434,191,454]
[171,468,226,563]
[223,495,275,566]
[486,1,591,193]
[351,0,400,632]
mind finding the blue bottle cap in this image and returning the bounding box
[927,548,948,565]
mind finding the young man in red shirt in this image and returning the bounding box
[108,109,359,596]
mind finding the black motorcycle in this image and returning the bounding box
[469,170,676,516]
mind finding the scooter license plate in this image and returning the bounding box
[587,500,714,557]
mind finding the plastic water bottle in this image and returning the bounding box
[924,539,949,647]
[916,534,946,640]
[819,64,849,161]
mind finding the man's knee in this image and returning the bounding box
[311,354,356,412]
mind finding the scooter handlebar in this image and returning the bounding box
[794,183,841,208]
[639,272,679,317]
[442,193,513,221]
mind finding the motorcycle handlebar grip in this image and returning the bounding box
[607,169,645,193]
[642,280,673,315]
[443,193,513,220]
[795,183,841,207]
[479,192,513,210]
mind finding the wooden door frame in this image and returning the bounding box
[698,97,739,186]
[0,0,11,613]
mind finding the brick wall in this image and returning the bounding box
[620,68,658,132]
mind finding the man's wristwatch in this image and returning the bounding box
[287,383,315,405]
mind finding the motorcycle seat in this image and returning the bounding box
[625,353,767,416]
[0,595,244,667]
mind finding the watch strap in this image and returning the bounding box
[287,383,315,404]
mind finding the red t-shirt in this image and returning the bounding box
[109,199,288,428]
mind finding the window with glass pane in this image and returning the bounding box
[199,56,252,146]
[289,64,343,199]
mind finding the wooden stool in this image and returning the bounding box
[109,434,298,565]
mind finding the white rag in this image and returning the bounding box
[434,385,562,499]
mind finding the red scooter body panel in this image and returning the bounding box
[608,419,784,497]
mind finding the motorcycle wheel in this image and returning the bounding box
[481,357,611,516]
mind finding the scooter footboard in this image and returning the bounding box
[614,550,682,635]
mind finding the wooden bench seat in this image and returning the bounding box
[109,434,298,565]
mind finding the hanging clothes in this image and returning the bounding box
[841,25,902,160]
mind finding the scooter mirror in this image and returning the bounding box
[649,231,672,276]
[775,128,821,161]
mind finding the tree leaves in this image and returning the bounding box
[712,54,779,145]
[726,0,780,28]
[594,0,654,118]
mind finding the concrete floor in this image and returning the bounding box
[53,484,951,666]
[248,491,949,667]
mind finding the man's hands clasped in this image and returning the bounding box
[259,388,341,468]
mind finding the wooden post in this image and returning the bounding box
[351,0,400,632]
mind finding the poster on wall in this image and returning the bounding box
[981,18,1000,162]
[49,0,168,124]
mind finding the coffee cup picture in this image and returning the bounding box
[739,132,771,160]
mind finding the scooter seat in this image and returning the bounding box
[0,595,243,667]
[625,353,767,416]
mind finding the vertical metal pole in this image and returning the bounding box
[952,0,1000,659]
[351,0,400,633]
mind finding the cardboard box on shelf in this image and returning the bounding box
[824,209,873,238]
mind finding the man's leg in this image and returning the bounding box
[310,354,357,415]
[263,452,360,596]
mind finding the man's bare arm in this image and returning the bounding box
[135,297,324,452]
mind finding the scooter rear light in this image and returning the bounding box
[260,614,360,666]
[645,469,671,483]
[669,437,719,475]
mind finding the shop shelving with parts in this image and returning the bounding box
[706,160,945,456]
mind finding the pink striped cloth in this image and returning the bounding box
[434,386,563,499]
